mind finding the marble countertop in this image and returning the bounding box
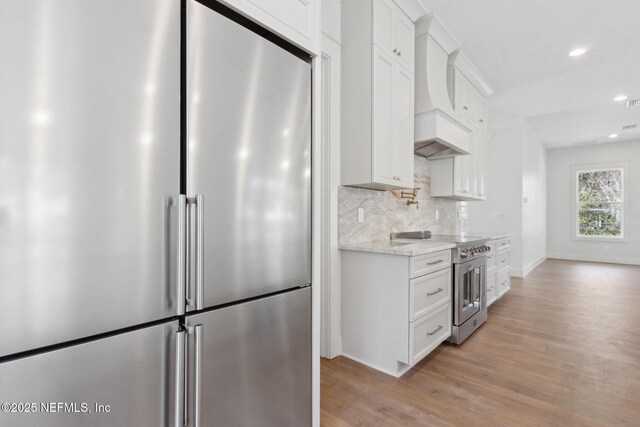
[470,232,515,241]
[339,241,456,256]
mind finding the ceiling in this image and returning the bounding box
[418,0,640,149]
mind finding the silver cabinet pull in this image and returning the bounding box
[463,106,469,110]
[393,48,398,54]
[426,288,444,296]
[177,195,187,315]
[479,119,484,123]
[426,325,443,336]
[426,259,444,266]
[397,50,402,56]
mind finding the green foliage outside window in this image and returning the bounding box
[576,169,623,237]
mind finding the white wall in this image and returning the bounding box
[521,124,547,274]
[468,119,523,272]
[467,118,547,276]
[547,140,640,265]
[320,0,342,359]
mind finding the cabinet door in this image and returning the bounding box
[372,0,394,54]
[395,65,414,186]
[454,155,471,196]
[394,10,414,71]
[477,126,487,198]
[470,122,479,196]
[372,47,396,184]
[468,83,480,123]
[452,69,465,120]
[478,96,488,125]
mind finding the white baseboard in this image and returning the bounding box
[340,352,410,378]
[510,268,523,278]
[547,252,640,266]
[524,255,547,276]
[510,255,547,278]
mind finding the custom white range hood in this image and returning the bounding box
[414,15,470,159]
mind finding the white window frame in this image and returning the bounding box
[571,162,629,242]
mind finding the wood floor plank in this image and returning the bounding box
[321,259,640,426]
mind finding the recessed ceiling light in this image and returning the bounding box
[569,48,587,57]
[609,133,618,138]
[613,95,628,102]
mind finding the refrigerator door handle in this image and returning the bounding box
[175,329,186,427]
[186,324,203,427]
[195,194,204,311]
[186,194,204,311]
[194,324,203,427]
[177,195,187,315]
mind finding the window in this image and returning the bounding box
[572,163,628,240]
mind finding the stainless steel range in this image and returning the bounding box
[391,231,490,344]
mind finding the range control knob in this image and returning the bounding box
[460,250,468,258]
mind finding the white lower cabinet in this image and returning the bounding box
[486,266,497,305]
[497,269,511,295]
[409,303,451,364]
[340,249,452,377]
[487,237,511,306]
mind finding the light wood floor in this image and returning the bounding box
[321,259,640,426]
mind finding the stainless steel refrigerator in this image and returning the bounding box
[0,0,312,426]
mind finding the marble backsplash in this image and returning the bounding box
[339,156,465,245]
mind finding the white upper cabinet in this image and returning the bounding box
[373,0,414,70]
[219,0,318,54]
[394,11,414,71]
[395,64,415,183]
[373,0,394,51]
[431,67,489,200]
[372,47,396,183]
[341,0,415,190]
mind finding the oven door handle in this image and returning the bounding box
[472,267,481,303]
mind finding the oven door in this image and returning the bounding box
[454,257,486,326]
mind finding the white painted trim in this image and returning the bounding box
[319,33,342,360]
[449,51,494,97]
[391,0,428,22]
[341,353,412,378]
[415,14,460,54]
[320,30,341,47]
[311,55,322,427]
[512,255,546,278]
[547,253,640,266]
[571,162,629,242]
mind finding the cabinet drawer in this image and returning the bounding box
[496,250,510,272]
[486,272,496,305]
[497,270,510,295]
[409,303,451,365]
[486,253,496,269]
[409,250,451,278]
[409,268,451,321]
[486,242,495,256]
[495,237,511,252]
